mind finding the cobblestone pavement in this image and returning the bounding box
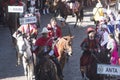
[0,7,120,80]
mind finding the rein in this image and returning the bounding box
[91,52,101,63]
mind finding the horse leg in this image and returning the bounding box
[80,66,85,79]
[80,66,89,80]
[27,63,34,80]
[74,15,78,28]
[22,57,28,76]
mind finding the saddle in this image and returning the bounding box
[80,51,94,66]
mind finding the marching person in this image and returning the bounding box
[107,34,119,65]
[34,27,63,79]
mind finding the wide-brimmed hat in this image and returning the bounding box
[86,27,95,34]
[41,27,49,33]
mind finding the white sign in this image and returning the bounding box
[8,6,23,13]
[19,16,37,25]
[97,64,120,76]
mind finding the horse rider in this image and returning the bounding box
[34,27,64,79]
[92,2,104,26]
[66,0,79,17]
[80,27,101,67]
[107,34,119,65]
[47,17,62,40]
[13,13,38,65]
[60,18,72,36]
[18,13,38,39]
[81,27,101,54]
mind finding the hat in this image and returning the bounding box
[41,27,49,33]
[96,3,103,8]
[87,27,95,34]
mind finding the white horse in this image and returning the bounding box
[13,32,36,80]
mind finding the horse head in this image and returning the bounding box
[59,36,74,56]
[15,31,32,57]
[98,48,111,64]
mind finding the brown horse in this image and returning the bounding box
[80,49,111,80]
[51,0,84,27]
[56,36,74,70]
[35,46,60,80]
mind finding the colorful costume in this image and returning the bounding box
[47,24,62,38]
[35,36,59,57]
[107,39,119,65]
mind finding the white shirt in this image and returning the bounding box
[101,31,109,46]
[107,39,114,52]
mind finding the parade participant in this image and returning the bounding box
[107,9,116,24]
[34,9,41,27]
[107,34,119,65]
[80,27,101,71]
[92,2,104,25]
[42,0,50,15]
[66,0,79,17]
[34,27,63,79]
[47,17,62,40]
[81,27,100,54]
[60,18,71,36]
[97,22,109,48]
[17,13,38,39]
[28,5,36,14]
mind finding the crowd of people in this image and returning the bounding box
[81,1,120,66]
[6,0,120,79]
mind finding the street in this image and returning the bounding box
[0,7,120,80]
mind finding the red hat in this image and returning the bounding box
[86,27,95,34]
